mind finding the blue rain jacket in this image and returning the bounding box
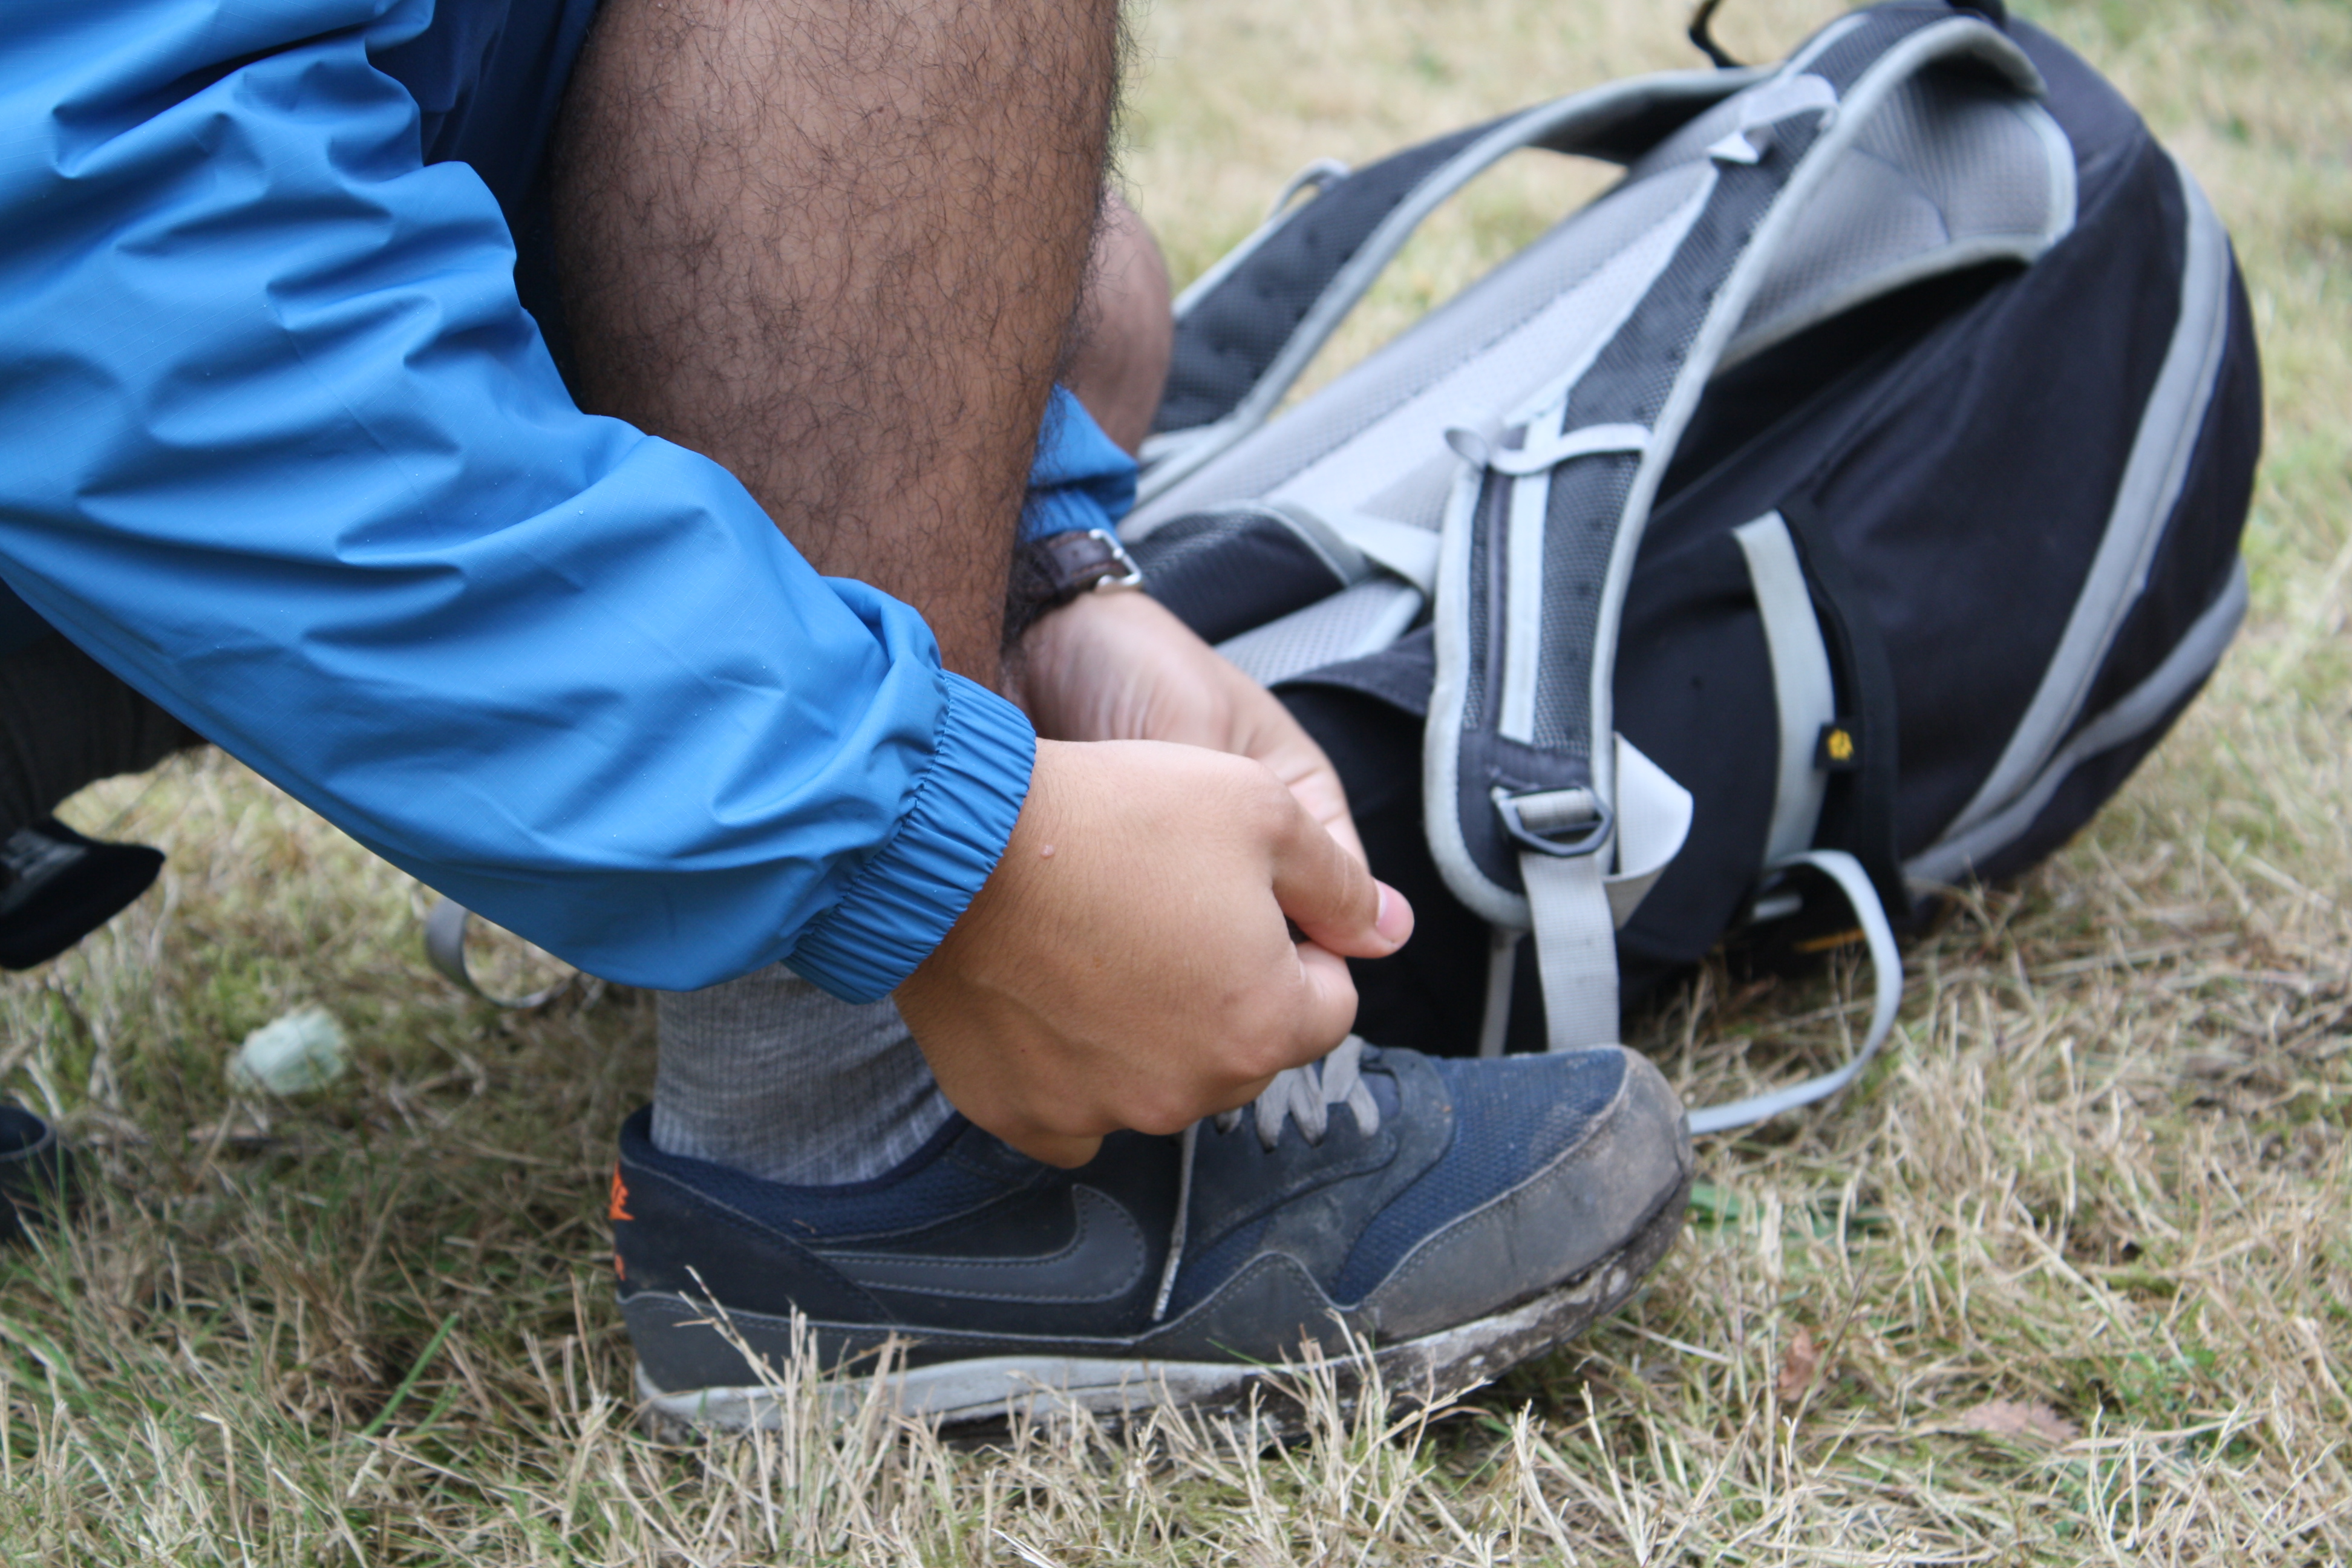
[0,0,1137,998]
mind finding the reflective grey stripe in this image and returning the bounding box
[1907,555,2246,887]
[1686,848,1902,1134]
[1523,848,1620,1051]
[1940,155,2235,845]
[1497,468,1552,743]
[1733,513,1837,864]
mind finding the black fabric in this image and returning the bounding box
[1521,120,1822,751]
[0,1103,71,1246]
[0,586,44,661]
[0,638,194,966]
[1608,535,1780,978]
[1820,140,2190,858]
[1286,626,1439,719]
[1625,19,2218,868]
[1608,19,2250,955]
[0,820,166,972]
[1529,83,1747,165]
[1969,685,2207,889]
[0,637,203,846]
[1806,2,1999,90]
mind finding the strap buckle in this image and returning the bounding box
[1492,786,1614,859]
[1077,528,1145,593]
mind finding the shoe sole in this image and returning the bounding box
[634,1163,1691,1436]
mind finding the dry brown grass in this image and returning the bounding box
[4,0,2348,1561]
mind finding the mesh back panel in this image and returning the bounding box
[1732,70,2068,356]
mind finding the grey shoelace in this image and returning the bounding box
[1148,1036,1382,1322]
[1215,1033,1382,1152]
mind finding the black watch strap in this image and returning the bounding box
[1005,528,1144,642]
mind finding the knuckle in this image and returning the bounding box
[1218,990,1288,1062]
[1128,1099,1200,1138]
[1226,768,1293,837]
[1232,1016,1311,1081]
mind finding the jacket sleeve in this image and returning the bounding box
[0,0,1035,998]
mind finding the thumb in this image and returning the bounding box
[1268,797,1414,959]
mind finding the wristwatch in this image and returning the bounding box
[1004,527,1145,642]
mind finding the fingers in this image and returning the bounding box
[1266,783,1413,959]
[1287,940,1364,1054]
[899,737,1410,1170]
[1314,799,1370,869]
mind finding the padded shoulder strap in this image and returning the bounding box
[1425,4,2046,1054]
[1140,70,1760,503]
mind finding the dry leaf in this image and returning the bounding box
[1775,1326,1821,1403]
[1954,1399,2080,1445]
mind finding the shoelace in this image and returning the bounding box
[1148,1036,1382,1322]
[1214,1034,1382,1153]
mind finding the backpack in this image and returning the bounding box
[1120,0,2262,1131]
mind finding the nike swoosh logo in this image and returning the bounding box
[818,1186,1148,1305]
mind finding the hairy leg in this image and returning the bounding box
[552,0,1123,681]
[550,0,1391,1177]
[1064,192,1173,457]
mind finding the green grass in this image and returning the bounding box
[5,0,2349,1560]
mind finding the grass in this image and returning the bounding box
[5,0,2349,1560]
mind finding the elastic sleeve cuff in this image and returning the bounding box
[1019,386,1139,543]
[783,672,1037,1002]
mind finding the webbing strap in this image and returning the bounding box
[1512,734,1695,1053]
[1523,848,1619,1051]
[1733,512,1836,864]
[1477,926,1518,1059]
[423,898,573,1009]
[1322,509,1442,593]
[1685,848,1902,1134]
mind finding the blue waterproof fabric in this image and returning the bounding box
[0,0,1137,998]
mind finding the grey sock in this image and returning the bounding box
[651,965,955,1185]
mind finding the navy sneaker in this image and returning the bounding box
[0,818,165,970]
[0,1103,72,1245]
[613,1041,1692,1429]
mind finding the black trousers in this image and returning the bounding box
[0,636,203,842]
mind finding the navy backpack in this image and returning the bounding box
[1120,0,2261,1129]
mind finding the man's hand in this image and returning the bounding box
[895,739,1413,1166]
[1011,588,1368,863]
